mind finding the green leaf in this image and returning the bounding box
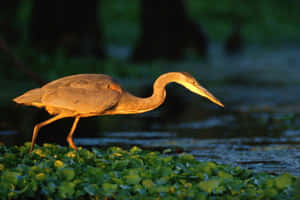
[112,159,129,170]
[155,185,169,193]
[85,166,105,183]
[218,171,233,179]
[130,146,142,154]
[264,179,274,188]
[102,183,117,194]
[35,173,46,181]
[43,182,56,195]
[2,171,19,185]
[180,153,195,161]
[59,168,75,181]
[0,164,4,171]
[202,162,217,176]
[54,160,64,168]
[58,182,76,199]
[159,166,173,177]
[84,184,99,196]
[198,178,221,194]
[264,188,278,198]
[124,170,141,185]
[275,173,293,190]
[142,179,154,189]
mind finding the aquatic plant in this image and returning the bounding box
[0,143,298,199]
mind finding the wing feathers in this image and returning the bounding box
[14,74,122,114]
[13,88,43,107]
[42,87,120,114]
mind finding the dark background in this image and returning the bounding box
[1,0,300,176]
[1,0,299,83]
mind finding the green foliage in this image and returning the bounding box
[187,0,300,42]
[14,0,300,45]
[100,0,300,43]
[3,0,298,85]
[0,143,298,199]
[25,52,152,80]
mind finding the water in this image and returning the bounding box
[71,108,300,177]
[1,43,300,176]
[2,107,300,176]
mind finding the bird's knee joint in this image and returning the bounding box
[34,124,41,130]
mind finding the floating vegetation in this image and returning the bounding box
[0,143,298,199]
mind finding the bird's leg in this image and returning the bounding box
[67,116,80,150]
[30,114,66,153]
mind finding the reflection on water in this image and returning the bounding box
[1,101,300,177]
[2,44,300,176]
[74,130,300,177]
[71,108,300,177]
[0,130,17,136]
[173,115,235,129]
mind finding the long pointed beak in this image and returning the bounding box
[178,79,224,107]
[193,84,224,107]
[202,91,224,107]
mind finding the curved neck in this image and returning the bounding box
[108,73,179,115]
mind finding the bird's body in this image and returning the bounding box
[14,72,223,152]
[16,74,122,117]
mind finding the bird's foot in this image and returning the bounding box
[67,137,77,150]
[29,144,34,153]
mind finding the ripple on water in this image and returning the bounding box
[75,132,300,177]
[173,115,235,129]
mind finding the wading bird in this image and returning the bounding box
[14,72,224,152]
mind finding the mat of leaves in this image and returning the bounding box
[0,143,299,200]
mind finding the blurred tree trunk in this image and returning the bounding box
[131,0,208,62]
[224,16,244,56]
[30,0,105,57]
[0,0,45,83]
[0,38,46,85]
[0,0,20,43]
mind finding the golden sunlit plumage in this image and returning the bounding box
[14,72,223,152]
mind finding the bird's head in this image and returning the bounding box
[175,72,224,107]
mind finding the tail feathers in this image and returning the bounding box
[13,88,43,107]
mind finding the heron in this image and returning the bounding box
[14,72,224,152]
